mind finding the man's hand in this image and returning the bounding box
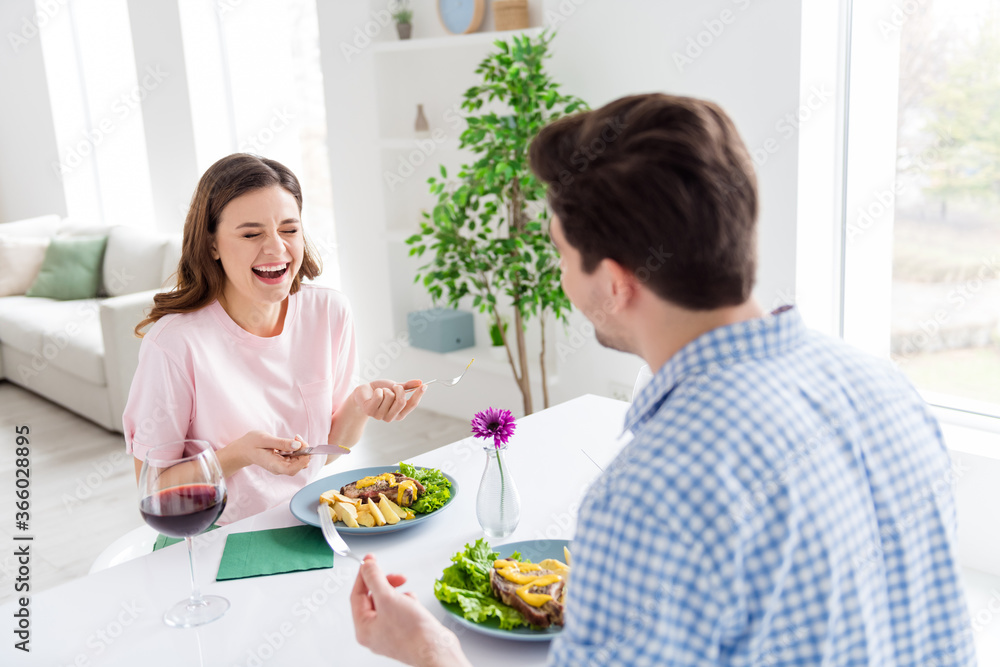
[354,379,426,422]
[220,430,311,477]
[351,555,471,667]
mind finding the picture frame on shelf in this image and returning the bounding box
[437,0,485,35]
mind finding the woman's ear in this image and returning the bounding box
[210,242,219,261]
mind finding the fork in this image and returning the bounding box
[408,358,474,391]
[317,505,364,564]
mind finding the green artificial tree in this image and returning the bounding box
[922,24,1000,215]
[406,31,586,414]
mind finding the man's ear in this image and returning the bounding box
[601,258,638,309]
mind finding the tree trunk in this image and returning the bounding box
[540,316,549,409]
[494,307,521,387]
[489,298,531,415]
[514,307,532,414]
[507,178,533,414]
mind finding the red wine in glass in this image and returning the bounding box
[139,439,229,628]
[139,484,227,538]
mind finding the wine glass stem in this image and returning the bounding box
[185,536,204,607]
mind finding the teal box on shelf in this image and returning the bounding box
[407,308,475,353]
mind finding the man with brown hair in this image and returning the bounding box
[350,94,975,665]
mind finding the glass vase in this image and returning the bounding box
[476,443,521,537]
[414,103,430,138]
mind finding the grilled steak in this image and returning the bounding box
[489,561,566,628]
[341,473,425,506]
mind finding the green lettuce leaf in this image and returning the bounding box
[433,538,528,630]
[398,461,451,514]
[434,581,526,630]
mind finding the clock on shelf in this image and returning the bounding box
[438,0,485,34]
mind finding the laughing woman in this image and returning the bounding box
[123,154,426,524]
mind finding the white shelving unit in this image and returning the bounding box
[370,23,556,414]
[378,136,461,150]
[372,27,543,54]
[372,25,544,326]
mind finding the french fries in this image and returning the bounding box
[377,494,401,525]
[320,490,419,528]
[332,501,359,528]
[538,558,570,573]
[381,494,407,519]
[367,498,387,526]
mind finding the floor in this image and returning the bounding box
[0,380,470,604]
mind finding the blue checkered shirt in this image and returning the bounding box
[549,307,975,666]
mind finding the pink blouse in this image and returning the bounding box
[123,284,357,524]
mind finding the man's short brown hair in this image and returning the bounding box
[530,93,758,310]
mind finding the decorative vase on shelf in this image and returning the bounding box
[476,443,521,537]
[488,317,509,362]
[392,0,413,39]
[488,344,507,363]
[414,104,430,138]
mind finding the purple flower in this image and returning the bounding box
[471,407,516,449]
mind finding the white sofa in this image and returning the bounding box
[0,215,181,432]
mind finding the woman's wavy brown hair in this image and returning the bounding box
[135,154,322,336]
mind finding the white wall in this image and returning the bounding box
[316,0,822,412]
[544,0,805,308]
[542,0,811,402]
[315,1,394,358]
[0,0,68,223]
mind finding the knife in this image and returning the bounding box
[281,444,351,457]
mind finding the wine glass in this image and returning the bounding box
[138,439,229,628]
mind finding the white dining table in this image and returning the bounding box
[3,394,631,667]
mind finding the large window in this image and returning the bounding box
[890,0,1000,416]
[37,0,338,286]
[178,0,339,287]
[843,0,1000,423]
[37,0,156,228]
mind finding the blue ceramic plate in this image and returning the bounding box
[438,538,571,641]
[290,465,458,533]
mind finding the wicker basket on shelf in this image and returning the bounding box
[493,0,529,31]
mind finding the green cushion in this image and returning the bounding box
[26,236,108,300]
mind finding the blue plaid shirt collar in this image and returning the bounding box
[624,305,806,435]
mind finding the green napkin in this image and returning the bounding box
[215,525,333,581]
[153,524,221,551]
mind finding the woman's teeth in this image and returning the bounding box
[252,263,289,280]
